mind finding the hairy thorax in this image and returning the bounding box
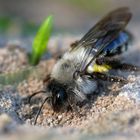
[51,58,78,84]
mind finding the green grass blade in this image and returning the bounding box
[30,15,53,65]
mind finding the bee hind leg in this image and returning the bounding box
[96,57,140,71]
[90,72,128,84]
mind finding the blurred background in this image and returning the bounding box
[0,0,139,47]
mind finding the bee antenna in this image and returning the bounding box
[33,97,51,125]
[28,91,46,104]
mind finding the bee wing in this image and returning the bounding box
[70,7,132,72]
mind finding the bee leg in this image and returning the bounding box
[96,57,140,71]
[115,63,140,71]
[28,91,46,104]
[91,72,128,84]
[67,95,78,112]
[34,97,50,125]
[43,74,51,84]
[70,40,79,49]
[67,92,83,114]
[67,102,78,112]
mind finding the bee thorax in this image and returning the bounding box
[51,59,76,84]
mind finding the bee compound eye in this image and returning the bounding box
[57,91,64,99]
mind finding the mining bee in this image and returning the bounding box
[29,7,140,124]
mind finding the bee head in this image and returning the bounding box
[47,79,68,111]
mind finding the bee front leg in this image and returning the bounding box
[96,57,140,71]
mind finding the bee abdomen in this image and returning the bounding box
[103,31,132,56]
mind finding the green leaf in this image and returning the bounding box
[30,15,53,65]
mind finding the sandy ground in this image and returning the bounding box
[0,35,140,140]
